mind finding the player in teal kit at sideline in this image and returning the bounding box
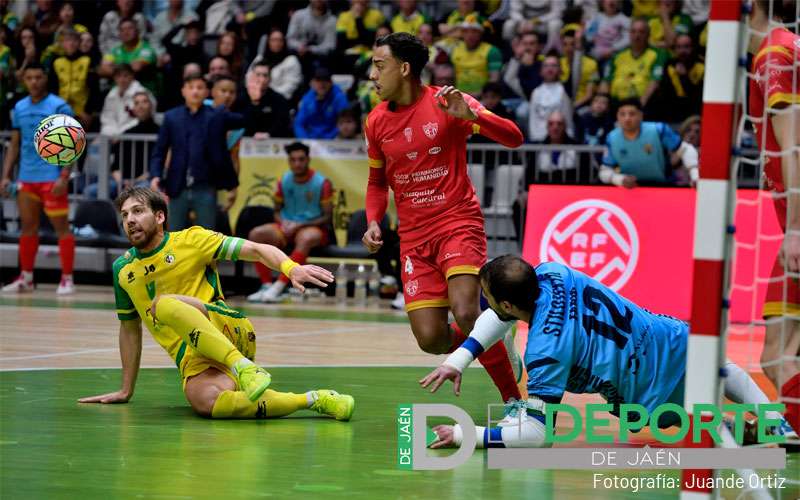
[421,255,796,448]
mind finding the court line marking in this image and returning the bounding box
[0,363,452,372]
[0,324,392,362]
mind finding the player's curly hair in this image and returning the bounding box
[374,32,429,80]
[479,255,540,312]
[115,186,169,231]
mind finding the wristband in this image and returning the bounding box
[280,259,299,277]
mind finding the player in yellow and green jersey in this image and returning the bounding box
[79,187,355,421]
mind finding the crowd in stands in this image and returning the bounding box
[0,0,710,191]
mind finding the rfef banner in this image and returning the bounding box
[522,186,782,323]
[230,138,396,245]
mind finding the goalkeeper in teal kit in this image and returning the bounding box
[420,255,796,448]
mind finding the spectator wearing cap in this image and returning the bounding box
[528,54,573,143]
[234,60,292,138]
[100,63,156,137]
[450,16,503,97]
[438,0,491,43]
[600,18,666,111]
[294,67,349,139]
[559,25,599,110]
[599,98,698,188]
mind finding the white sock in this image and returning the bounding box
[61,274,73,282]
[306,391,317,408]
[723,361,783,421]
[270,281,287,293]
[21,271,33,283]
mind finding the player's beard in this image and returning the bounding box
[127,221,159,249]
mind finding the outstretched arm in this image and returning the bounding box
[237,239,333,292]
[79,319,142,403]
[436,86,524,148]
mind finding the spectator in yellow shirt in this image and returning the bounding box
[390,0,429,36]
[559,25,599,110]
[450,18,503,96]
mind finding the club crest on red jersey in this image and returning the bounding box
[422,122,438,139]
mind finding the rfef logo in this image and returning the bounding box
[539,199,639,290]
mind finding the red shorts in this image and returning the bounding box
[400,224,487,312]
[18,181,69,217]
[763,197,800,317]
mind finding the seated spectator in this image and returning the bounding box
[161,20,206,75]
[655,33,703,123]
[207,56,232,79]
[255,29,302,102]
[478,82,514,121]
[418,23,450,84]
[575,92,614,146]
[234,61,292,138]
[600,18,666,112]
[49,29,99,129]
[632,0,659,18]
[534,111,586,180]
[450,17,502,96]
[585,0,630,64]
[682,0,709,26]
[100,64,156,137]
[294,67,349,139]
[502,0,564,52]
[503,31,543,101]
[286,0,337,72]
[247,141,334,303]
[648,0,693,50]
[99,18,158,94]
[98,0,148,54]
[79,31,101,67]
[41,2,88,67]
[21,0,59,48]
[13,27,40,92]
[336,108,361,139]
[391,0,429,37]
[150,0,198,61]
[431,63,455,87]
[560,25,599,110]
[86,91,157,199]
[1,0,18,32]
[529,54,573,142]
[336,0,386,70]
[216,31,243,78]
[599,98,698,188]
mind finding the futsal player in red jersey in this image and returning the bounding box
[747,0,800,432]
[362,32,524,403]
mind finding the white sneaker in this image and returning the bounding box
[56,275,75,295]
[391,292,405,310]
[2,276,35,293]
[261,281,287,303]
[247,284,270,302]
[504,326,523,383]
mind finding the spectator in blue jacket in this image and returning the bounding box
[294,66,349,139]
[150,74,242,230]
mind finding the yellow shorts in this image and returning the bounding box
[175,300,257,389]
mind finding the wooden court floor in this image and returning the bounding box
[1,286,798,499]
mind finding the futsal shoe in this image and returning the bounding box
[310,389,355,421]
[391,292,405,310]
[504,326,523,383]
[246,284,270,302]
[260,281,287,303]
[234,361,272,401]
[56,275,75,295]
[2,276,34,293]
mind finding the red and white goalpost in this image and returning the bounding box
[684,1,799,498]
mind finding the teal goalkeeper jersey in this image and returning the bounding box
[525,262,687,415]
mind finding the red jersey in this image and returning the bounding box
[749,27,800,195]
[364,85,522,245]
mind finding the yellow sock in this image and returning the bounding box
[155,296,244,369]
[211,389,310,419]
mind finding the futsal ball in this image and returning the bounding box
[34,114,86,166]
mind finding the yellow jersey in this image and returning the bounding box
[604,46,666,100]
[451,41,503,96]
[390,11,429,36]
[113,227,245,361]
[560,54,600,103]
